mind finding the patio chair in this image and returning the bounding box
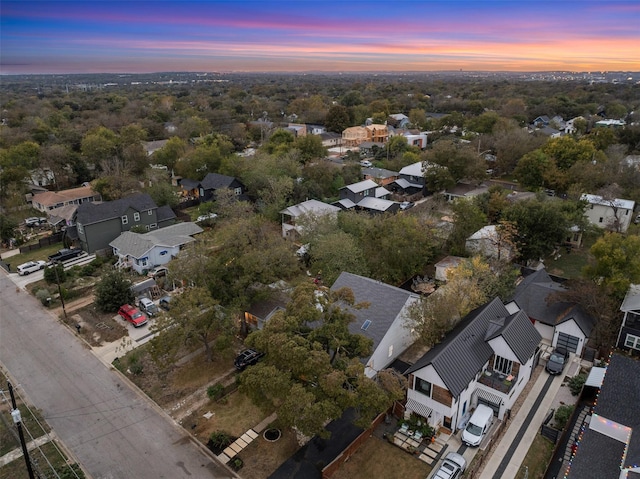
[413,430,423,441]
[399,423,409,434]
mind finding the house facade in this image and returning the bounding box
[405,298,541,432]
[280,199,341,240]
[109,222,203,274]
[362,167,399,187]
[32,185,101,213]
[506,269,594,356]
[617,284,640,353]
[465,225,515,261]
[331,272,420,378]
[389,162,426,196]
[180,172,247,202]
[334,180,398,214]
[75,193,176,253]
[581,193,635,233]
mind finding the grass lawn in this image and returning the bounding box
[544,231,600,279]
[516,435,555,479]
[3,242,63,267]
[331,435,432,479]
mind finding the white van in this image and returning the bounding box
[461,404,494,446]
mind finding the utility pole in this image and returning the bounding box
[8,382,36,479]
[52,260,67,320]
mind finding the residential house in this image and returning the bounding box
[280,199,341,240]
[581,193,635,233]
[331,272,420,378]
[142,139,169,156]
[594,119,626,128]
[179,172,247,202]
[532,115,550,128]
[389,162,426,196]
[616,284,640,353]
[75,193,176,253]
[307,124,326,135]
[362,167,399,187]
[564,116,585,135]
[244,294,289,331]
[358,141,384,158]
[405,297,541,431]
[506,269,595,356]
[319,132,342,148]
[334,180,398,214]
[443,182,489,202]
[396,129,428,149]
[564,353,640,479]
[109,222,203,274]
[387,114,411,129]
[287,123,307,137]
[32,185,101,213]
[465,225,515,261]
[365,124,389,143]
[29,168,56,187]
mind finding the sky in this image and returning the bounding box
[1,1,639,75]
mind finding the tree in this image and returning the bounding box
[145,181,179,208]
[447,199,487,256]
[151,287,233,363]
[81,127,120,175]
[94,270,134,313]
[0,214,17,243]
[584,233,640,300]
[513,150,551,189]
[308,231,369,286]
[239,283,402,437]
[325,105,350,133]
[154,137,187,171]
[264,129,295,156]
[424,140,485,182]
[295,134,327,163]
[424,164,455,193]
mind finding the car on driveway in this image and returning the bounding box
[147,266,168,278]
[234,349,264,371]
[17,260,47,275]
[430,452,466,479]
[118,304,148,327]
[196,213,218,223]
[546,347,569,375]
[138,297,159,317]
[159,295,172,311]
[25,217,47,227]
[359,160,373,167]
[400,201,415,210]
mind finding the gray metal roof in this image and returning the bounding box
[343,179,378,194]
[567,354,640,478]
[76,193,158,225]
[109,222,202,258]
[200,172,241,190]
[406,297,541,398]
[620,284,640,313]
[331,272,418,362]
[280,199,341,218]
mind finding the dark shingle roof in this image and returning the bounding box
[156,205,176,222]
[76,193,157,225]
[567,354,640,478]
[330,272,417,359]
[200,172,239,190]
[510,269,595,335]
[406,297,541,398]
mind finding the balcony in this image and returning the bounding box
[477,369,517,394]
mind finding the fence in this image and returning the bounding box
[19,231,64,253]
[540,424,560,443]
[321,412,387,479]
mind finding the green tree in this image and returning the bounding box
[295,134,327,163]
[81,127,119,175]
[325,105,351,133]
[239,283,402,437]
[44,264,66,284]
[154,136,187,171]
[584,233,640,300]
[151,287,233,363]
[514,150,551,189]
[308,231,369,285]
[0,214,17,243]
[94,270,134,313]
[145,181,179,208]
[447,199,488,256]
[264,129,295,156]
[424,164,455,193]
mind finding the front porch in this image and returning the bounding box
[391,426,451,466]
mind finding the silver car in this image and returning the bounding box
[431,452,466,479]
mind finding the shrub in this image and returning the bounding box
[80,263,97,276]
[568,374,587,396]
[35,288,51,306]
[44,264,66,284]
[207,384,224,401]
[207,431,233,454]
[94,270,134,313]
[554,405,575,430]
[230,457,243,471]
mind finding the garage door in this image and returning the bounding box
[475,389,501,416]
[556,332,580,354]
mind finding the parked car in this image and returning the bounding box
[16,260,47,275]
[158,295,172,311]
[234,349,264,371]
[196,212,218,223]
[118,304,148,327]
[360,160,373,167]
[400,201,415,210]
[48,248,84,263]
[546,347,569,375]
[138,297,159,317]
[430,452,466,479]
[25,217,47,227]
[461,404,494,447]
[147,266,168,278]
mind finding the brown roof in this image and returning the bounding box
[32,186,97,207]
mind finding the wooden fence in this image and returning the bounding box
[321,412,387,479]
[19,231,64,253]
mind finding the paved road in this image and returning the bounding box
[0,274,234,479]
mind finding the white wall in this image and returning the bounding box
[554,320,586,355]
[534,322,555,343]
[584,203,633,233]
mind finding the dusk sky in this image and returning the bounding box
[1,1,639,74]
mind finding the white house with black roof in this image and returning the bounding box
[74,193,176,253]
[330,272,420,378]
[617,283,640,352]
[565,353,640,479]
[506,269,595,356]
[405,297,541,432]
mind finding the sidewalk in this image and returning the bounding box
[0,431,57,467]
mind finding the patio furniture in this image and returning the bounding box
[399,423,409,434]
[413,430,423,441]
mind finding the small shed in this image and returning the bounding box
[434,256,465,282]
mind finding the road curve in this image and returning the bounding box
[0,274,234,479]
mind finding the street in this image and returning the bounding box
[0,273,235,479]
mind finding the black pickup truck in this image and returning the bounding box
[48,248,84,263]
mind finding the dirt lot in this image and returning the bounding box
[64,302,128,346]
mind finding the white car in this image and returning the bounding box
[17,260,47,275]
[360,160,373,167]
[196,213,218,223]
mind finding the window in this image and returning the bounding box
[77,223,84,234]
[361,319,371,330]
[493,356,513,375]
[234,187,242,196]
[159,251,168,256]
[134,212,140,221]
[121,215,128,225]
[388,344,393,357]
[149,223,157,229]
[148,209,153,215]
[598,217,604,223]
[624,334,640,350]
[415,378,432,397]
